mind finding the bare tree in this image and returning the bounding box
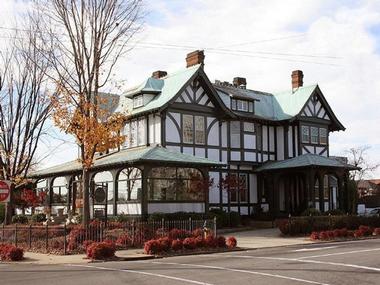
[0,31,51,224]
[345,145,380,184]
[29,0,144,225]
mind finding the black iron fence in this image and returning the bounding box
[0,217,217,255]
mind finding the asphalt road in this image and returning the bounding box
[1,238,380,285]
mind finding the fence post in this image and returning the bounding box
[288,214,292,235]
[45,224,49,251]
[15,224,18,247]
[161,218,165,237]
[63,224,67,255]
[189,217,192,232]
[213,216,217,238]
[131,219,135,247]
[28,224,32,249]
[2,223,4,243]
[329,213,332,230]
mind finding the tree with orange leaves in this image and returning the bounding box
[29,0,144,225]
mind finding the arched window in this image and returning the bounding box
[52,177,68,204]
[93,171,114,202]
[117,168,142,202]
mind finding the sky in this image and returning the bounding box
[1,0,380,177]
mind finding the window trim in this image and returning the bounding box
[133,95,143,108]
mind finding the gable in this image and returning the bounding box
[300,93,331,121]
[174,79,215,108]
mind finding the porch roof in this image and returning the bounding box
[30,146,225,179]
[255,154,358,172]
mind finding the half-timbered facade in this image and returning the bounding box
[31,50,356,218]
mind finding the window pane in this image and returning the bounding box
[183,114,193,143]
[239,174,248,202]
[195,116,205,144]
[231,121,241,148]
[150,167,176,178]
[138,118,145,146]
[130,120,137,147]
[244,122,255,132]
[319,128,327,144]
[311,127,318,144]
[302,126,310,143]
[231,99,237,110]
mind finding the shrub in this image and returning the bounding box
[194,236,205,248]
[209,208,229,228]
[0,244,24,261]
[158,237,171,252]
[82,240,94,250]
[12,215,29,224]
[226,236,237,248]
[326,209,345,216]
[171,239,183,251]
[310,232,319,240]
[144,239,162,255]
[115,234,131,248]
[319,231,329,240]
[229,211,241,226]
[354,229,364,238]
[373,228,380,236]
[339,228,348,237]
[358,225,372,236]
[205,235,218,248]
[86,242,116,260]
[333,229,341,238]
[301,208,321,216]
[327,231,335,239]
[183,238,196,250]
[31,213,46,223]
[217,236,226,247]
[168,228,191,240]
[192,228,204,238]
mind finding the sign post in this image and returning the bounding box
[0,180,11,203]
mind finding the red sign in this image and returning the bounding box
[0,180,11,203]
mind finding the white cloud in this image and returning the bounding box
[2,0,380,177]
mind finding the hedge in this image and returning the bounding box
[277,215,380,236]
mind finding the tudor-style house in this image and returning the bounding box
[31,50,356,219]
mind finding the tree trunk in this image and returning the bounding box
[82,168,90,226]
[4,184,14,225]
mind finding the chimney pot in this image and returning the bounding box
[186,50,205,68]
[291,70,303,89]
[152,70,167,79]
[233,77,247,88]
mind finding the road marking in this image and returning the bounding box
[223,255,380,272]
[292,246,338,252]
[145,261,331,285]
[297,247,380,259]
[67,264,213,285]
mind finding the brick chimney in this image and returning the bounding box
[233,77,247,88]
[186,50,205,68]
[152,70,167,79]
[291,70,303,89]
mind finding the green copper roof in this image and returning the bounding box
[120,64,201,116]
[255,154,358,172]
[30,146,224,178]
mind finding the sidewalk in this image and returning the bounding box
[226,228,314,249]
[19,248,152,265]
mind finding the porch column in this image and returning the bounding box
[46,177,54,214]
[141,165,151,220]
[271,173,281,217]
[110,169,119,216]
[307,170,315,209]
[343,171,349,213]
[65,175,73,214]
[200,167,210,214]
[337,175,343,211]
[318,173,325,212]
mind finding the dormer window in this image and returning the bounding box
[231,99,253,113]
[133,95,143,108]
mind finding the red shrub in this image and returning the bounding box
[194,236,205,248]
[205,235,218,248]
[354,229,364,238]
[333,229,341,238]
[158,237,172,252]
[144,239,162,255]
[226,236,237,248]
[358,225,372,236]
[0,244,24,261]
[171,239,183,251]
[339,228,348,237]
[373,228,380,236]
[319,231,329,240]
[168,228,191,240]
[115,234,131,248]
[192,228,204,238]
[327,231,335,239]
[82,240,94,250]
[347,230,355,237]
[217,236,226,248]
[86,242,116,260]
[310,232,319,240]
[183,237,196,250]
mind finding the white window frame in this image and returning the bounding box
[319,128,327,145]
[183,114,193,144]
[301,126,310,143]
[230,121,241,148]
[133,95,143,108]
[194,116,205,144]
[311,127,319,144]
[237,100,248,112]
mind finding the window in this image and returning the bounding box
[320,128,327,145]
[248,102,254,112]
[323,175,329,200]
[148,167,205,201]
[230,121,241,148]
[133,95,143,108]
[125,118,146,147]
[195,116,205,144]
[183,114,193,143]
[229,173,248,203]
[130,120,138,147]
[118,168,142,202]
[301,126,310,143]
[311,127,319,144]
[237,100,248,112]
[231,99,237,110]
[244,122,255,132]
